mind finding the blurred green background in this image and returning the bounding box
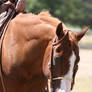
[27,0,92,28]
[26,0,92,92]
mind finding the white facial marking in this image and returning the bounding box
[58,51,76,92]
[57,89,65,92]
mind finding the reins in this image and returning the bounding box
[0,10,15,92]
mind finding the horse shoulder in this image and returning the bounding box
[9,14,55,42]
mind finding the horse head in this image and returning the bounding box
[49,22,88,92]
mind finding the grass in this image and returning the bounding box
[72,77,92,92]
[80,35,92,44]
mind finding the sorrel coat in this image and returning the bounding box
[0,12,66,92]
[0,12,88,92]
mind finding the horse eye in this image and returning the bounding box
[76,56,80,63]
[69,43,71,47]
[56,45,63,52]
[54,56,61,62]
[54,56,64,64]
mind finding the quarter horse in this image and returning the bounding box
[0,11,65,92]
[0,11,88,92]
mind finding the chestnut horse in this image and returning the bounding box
[0,12,88,92]
[0,12,65,92]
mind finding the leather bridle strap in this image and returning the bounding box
[47,41,54,92]
[52,77,72,83]
[0,10,15,92]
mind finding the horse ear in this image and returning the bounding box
[76,27,89,41]
[56,22,64,39]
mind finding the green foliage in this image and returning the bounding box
[26,0,92,28]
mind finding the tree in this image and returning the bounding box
[26,0,92,28]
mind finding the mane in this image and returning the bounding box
[38,11,51,17]
[16,11,67,30]
[39,11,67,29]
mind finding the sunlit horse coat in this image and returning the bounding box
[0,12,65,92]
[0,12,88,92]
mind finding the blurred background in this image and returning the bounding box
[26,0,92,92]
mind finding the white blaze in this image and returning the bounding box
[57,89,65,92]
[57,51,76,92]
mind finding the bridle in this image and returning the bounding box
[51,30,73,82]
[48,30,73,92]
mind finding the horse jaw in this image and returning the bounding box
[57,51,76,92]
